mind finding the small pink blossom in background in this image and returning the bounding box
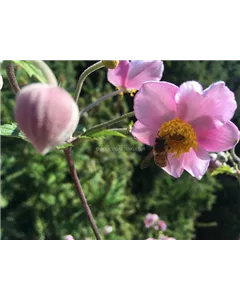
[15,83,80,155]
[108,60,164,91]
[159,235,176,240]
[0,75,3,90]
[144,213,159,229]
[146,238,157,240]
[103,226,113,235]
[132,81,239,180]
[155,220,167,232]
[64,235,75,240]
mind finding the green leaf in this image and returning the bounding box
[0,123,27,141]
[85,130,127,139]
[56,143,73,150]
[211,165,236,177]
[13,60,48,83]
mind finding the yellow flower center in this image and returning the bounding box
[158,118,198,157]
[130,89,137,97]
[117,87,138,97]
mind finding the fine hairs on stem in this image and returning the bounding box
[79,89,123,119]
[74,61,105,103]
[6,63,20,93]
[64,148,101,240]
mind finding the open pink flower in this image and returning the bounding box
[132,81,239,180]
[108,60,164,92]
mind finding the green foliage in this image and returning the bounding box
[1,60,240,240]
[211,165,236,177]
[13,61,48,83]
[0,123,27,140]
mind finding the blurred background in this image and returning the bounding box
[1,61,240,240]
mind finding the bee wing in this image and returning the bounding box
[140,150,154,169]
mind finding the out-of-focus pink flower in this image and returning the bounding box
[159,235,176,240]
[65,235,75,240]
[156,220,167,232]
[15,83,80,155]
[132,81,239,180]
[0,75,3,90]
[108,60,164,91]
[145,213,159,229]
[103,226,113,235]
[146,238,157,240]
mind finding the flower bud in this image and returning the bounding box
[103,226,113,235]
[15,83,80,155]
[217,152,228,163]
[102,60,119,69]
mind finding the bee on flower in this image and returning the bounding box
[132,81,239,180]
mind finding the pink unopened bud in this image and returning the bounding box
[15,84,80,154]
[103,226,113,235]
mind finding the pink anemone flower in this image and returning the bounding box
[132,81,239,180]
[107,60,164,93]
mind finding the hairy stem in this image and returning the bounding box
[82,111,135,137]
[80,89,123,118]
[231,147,240,168]
[6,63,20,93]
[30,61,58,86]
[64,148,101,240]
[74,61,105,103]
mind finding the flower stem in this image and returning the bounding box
[64,148,101,240]
[74,61,105,103]
[6,63,20,93]
[82,111,135,137]
[80,89,123,119]
[30,61,58,86]
[231,147,240,168]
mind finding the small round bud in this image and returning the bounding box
[217,152,228,163]
[15,83,80,155]
[102,60,119,69]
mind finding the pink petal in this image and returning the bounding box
[107,60,129,88]
[163,154,185,178]
[182,147,210,180]
[126,60,164,90]
[134,81,178,130]
[132,121,158,146]
[176,81,237,131]
[197,121,239,152]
